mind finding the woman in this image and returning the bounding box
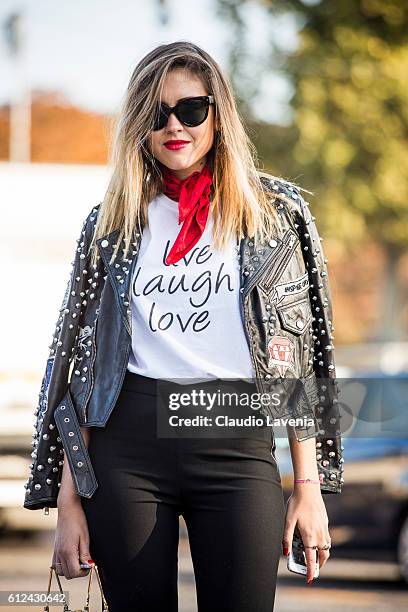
[24,41,343,612]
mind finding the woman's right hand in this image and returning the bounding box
[52,497,93,579]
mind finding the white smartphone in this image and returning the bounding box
[287,529,319,578]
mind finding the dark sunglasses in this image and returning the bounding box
[152,95,215,131]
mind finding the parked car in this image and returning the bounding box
[276,371,408,583]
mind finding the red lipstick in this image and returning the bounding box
[164,140,190,150]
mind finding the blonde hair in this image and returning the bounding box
[90,40,308,267]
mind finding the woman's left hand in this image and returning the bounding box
[282,486,331,583]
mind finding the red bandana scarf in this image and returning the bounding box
[161,160,213,265]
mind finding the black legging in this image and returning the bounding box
[81,371,286,612]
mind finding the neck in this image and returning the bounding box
[163,156,208,181]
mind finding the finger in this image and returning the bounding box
[60,559,70,579]
[318,530,332,568]
[67,532,89,579]
[60,552,74,580]
[318,548,330,568]
[52,553,63,576]
[282,522,296,556]
[78,535,93,572]
[67,549,85,579]
[70,546,93,578]
[304,547,318,582]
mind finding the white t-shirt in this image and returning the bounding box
[127,192,255,382]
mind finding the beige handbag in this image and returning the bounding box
[43,564,109,611]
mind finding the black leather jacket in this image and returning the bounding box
[23,174,344,511]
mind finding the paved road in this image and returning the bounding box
[0,524,407,612]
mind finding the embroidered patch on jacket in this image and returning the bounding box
[273,272,309,304]
[79,325,93,340]
[38,356,55,423]
[267,335,295,377]
[78,325,93,349]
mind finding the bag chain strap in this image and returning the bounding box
[44,565,110,612]
[44,567,69,612]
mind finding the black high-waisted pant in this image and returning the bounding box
[81,371,286,612]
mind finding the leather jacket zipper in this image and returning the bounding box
[81,320,98,424]
[240,229,296,299]
[260,230,298,293]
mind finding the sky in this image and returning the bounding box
[0,0,298,124]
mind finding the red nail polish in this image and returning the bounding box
[283,546,289,556]
[307,578,313,585]
[88,559,94,564]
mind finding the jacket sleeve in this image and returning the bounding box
[270,179,344,494]
[290,185,344,494]
[23,205,100,510]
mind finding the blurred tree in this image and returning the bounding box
[217,0,408,340]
